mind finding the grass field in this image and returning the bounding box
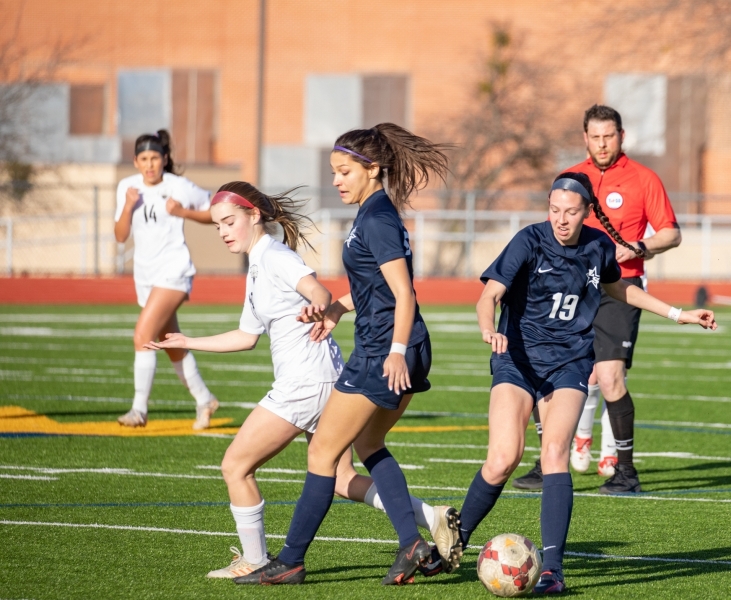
[1,303,731,599]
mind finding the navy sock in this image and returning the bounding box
[277,472,335,565]
[540,472,573,573]
[363,448,420,547]
[458,469,505,548]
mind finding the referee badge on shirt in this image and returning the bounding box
[606,192,623,209]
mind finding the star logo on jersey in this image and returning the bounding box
[586,266,600,289]
[249,265,258,280]
[345,226,358,248]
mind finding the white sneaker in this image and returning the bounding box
[429,506,462,573]
[117,409,147,428]
[598,455,618,477]
[570,436,592,473]
[206,546,268,578]
[193,398,219,430]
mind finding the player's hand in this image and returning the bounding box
[166,198,185,217]
[383,352,411,395]
[296,303,328,323]
[307,305,342,342]
[125,187,141,210]
[143,333,190,350]
[678,309,717,330]
[482,330,508,353]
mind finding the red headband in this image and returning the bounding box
[211,191,256,210]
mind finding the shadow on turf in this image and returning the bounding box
[638,462,731,491]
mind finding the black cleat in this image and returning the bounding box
[382,537,431,585]
[512,459,543,490]
[233,557,305,585]
[532,569,566,594]
[599,463,642,494]
[416,545,443,577]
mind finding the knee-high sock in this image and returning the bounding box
[278,472,335,566]
[600,402,616,458]
[132,350,156,414]
[533,406,543,445]
[576,384,600,438]
[605,392,635,466]
[458,469,505,548]
[363,448,420,547]
[363,482,434,530]
[541,473,573,573]
[230,501,267,565]
[172,351,214,406]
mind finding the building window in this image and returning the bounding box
[69,85,105,135]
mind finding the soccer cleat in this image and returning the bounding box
[570,436,592,473]
[117,409,147,428]
[532,569,566,594]
[416,545,443,577]
[512,459,543,490]
[597,455,618,477]
[429,506,462,573]
[206,546,269,578]
[232,557,305,585]
[381,537,431,585]
[599,463,642,494]
[193,398,219,430]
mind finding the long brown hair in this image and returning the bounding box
[554,172,646,258]
[333,123,450,212]
[216,181,313,252]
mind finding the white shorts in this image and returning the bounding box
[135,276,193,308]
[258,379,334,433]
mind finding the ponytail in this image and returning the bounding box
[134,129,180,174]
[333,123,451,212]
[216,181,313,252]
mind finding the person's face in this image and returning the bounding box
[133,151,167,185]
[211,203,262,254]
[584,120,624,169]
[330,152,382,205]
[548,189,591,246]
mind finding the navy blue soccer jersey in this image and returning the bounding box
[481,221,622,377]
[342,189,428,357]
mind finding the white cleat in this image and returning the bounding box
[117,409,147,428]
[429,506,462,573]
[570,436,593,473]
[193,398,219,430]
[206,546,269,579]
[598,455,618,477]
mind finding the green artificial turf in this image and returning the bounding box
[1,304,731,598]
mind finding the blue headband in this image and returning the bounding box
[551,178,591,201]
[333,145,373,164]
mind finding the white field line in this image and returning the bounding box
[427,458,530,467]
[0,327,244,339]
[3,520,731,567]
[428,323,727,335]
[1,394,258,409]
[0,372,273,387]
[0,342,273,357]
[0,474,58,480]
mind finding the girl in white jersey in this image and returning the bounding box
[145,181,455,579]
[114,130,218,429]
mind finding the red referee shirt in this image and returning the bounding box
[564,153,678,277]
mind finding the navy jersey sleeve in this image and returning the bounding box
[360,212,407,266]
[480,229,534,290]
[599,237,622,283]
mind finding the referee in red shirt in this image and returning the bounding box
[513,104,681,494]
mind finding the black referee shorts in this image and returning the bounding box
[593,276,643,369]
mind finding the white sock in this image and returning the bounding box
[363,483,433,530]
[172,352,214,407]
[132,351,157,414]
[576,384,600,438]
[600,402,617,458]
[230,501,267,565]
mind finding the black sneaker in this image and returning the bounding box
[233,557,305,585]
[599,463,642,494]
[381,537,431,585]
[532,569,566,594]
[416,545,443,577]
[512,459,543,490]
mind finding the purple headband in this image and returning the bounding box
[333,145,373,164]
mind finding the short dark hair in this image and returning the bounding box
[583,104,622,132]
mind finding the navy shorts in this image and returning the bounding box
[490,354,592,406]
[334,338,432,410]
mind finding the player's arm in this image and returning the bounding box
[165,199,214,224]
[477,280,508,353]
[143,329,260,352]
[602,280,716,329]
[295,274,332,322]
[303,292,353,342]
[381,257,415,394]
[114,187,140,242]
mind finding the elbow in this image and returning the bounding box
[672,230,682,248]
[114,230,128,244]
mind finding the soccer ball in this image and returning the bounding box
[477,533,542,597]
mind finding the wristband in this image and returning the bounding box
[667,307,681,322]
[390,343,407,355]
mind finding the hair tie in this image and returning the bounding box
[211,191,256,209]
[333,145,373,164]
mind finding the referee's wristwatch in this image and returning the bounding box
[636,240,648,255]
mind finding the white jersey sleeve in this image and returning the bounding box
[266,248,316,293]
[239,296,266,335]
[170,175,211,211]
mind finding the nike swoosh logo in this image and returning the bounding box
[579,383,587,388]
[343,381,355,387]
[538,267,553,273]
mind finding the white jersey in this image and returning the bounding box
[239,235,344,384]
[115,173,210,286]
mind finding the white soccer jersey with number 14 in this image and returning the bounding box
[239,234,344,384]
[114,172,210,286]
